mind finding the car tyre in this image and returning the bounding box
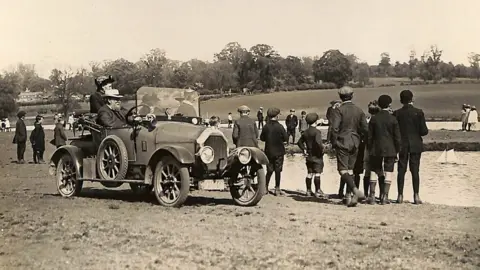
[96,135,129,185]
[153,156,190,207]
[229,165,266,207]
[56,153,83,197]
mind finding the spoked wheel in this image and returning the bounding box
[229,165,266,207]
[56,153,83,197]
[97,136,128,188]
[153,156,190,207]
[129,183,153,195]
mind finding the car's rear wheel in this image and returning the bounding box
[229,165,265,207]
[130,183,153,195]
[153,156,190,207]
[56,153,83,197]
[97,135,129,186]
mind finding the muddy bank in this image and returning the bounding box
[0,131,480,269]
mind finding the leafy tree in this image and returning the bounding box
[468,52,480,80]
[378,52,391,76]
[0,72,21,117]
[49,68,83,116]
[312,50,352,87]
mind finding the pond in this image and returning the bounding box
[269,152,480,208]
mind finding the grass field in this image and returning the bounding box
[17,79,480,121]
[201,83,480,120]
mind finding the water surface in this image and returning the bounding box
[270,152,480,207]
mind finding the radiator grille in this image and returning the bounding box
[204,135,228,170]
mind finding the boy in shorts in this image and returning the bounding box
[297,113,325,198]
[368,95,401,205]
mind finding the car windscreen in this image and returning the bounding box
[135,87,200,117]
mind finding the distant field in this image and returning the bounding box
[17,79,480,121]
[200,83,480,120]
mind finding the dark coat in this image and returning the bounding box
[89,92,105,113]
[260,120,288,157]
[13,119,27,144]
[257,110,264,121]
[232,115,259,148]
[30,123,46,150]
[54,122,68,147]
[285,114,298,130]
[393,104,429,153]
[326,107,334,121]
[97,105,128,128]
[367,110,401,157]
[328,101,368,152]
[297,126,324,162]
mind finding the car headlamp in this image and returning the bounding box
[238,147,252,164]
[192,118,198,125]
[198,146,214,164]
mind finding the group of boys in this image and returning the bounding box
[231,86,428,207]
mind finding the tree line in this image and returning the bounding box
[1,42,479,117]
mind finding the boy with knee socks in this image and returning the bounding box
[297,113,325,198]
[367,95,401,205]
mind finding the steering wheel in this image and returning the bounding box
[125,104,152,126]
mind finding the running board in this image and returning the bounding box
[78,178,145,184]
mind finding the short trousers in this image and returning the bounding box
[369,156,396,173]
[306,159,324,174]
[353,142,366,174]
[266,155,284,172]
[287,129,295,135]
[336,147,359,172]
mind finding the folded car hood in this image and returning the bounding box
[154,122,205,144]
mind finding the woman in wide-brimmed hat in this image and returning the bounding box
[467,105,478,131]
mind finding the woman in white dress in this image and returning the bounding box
[467,106,478,131]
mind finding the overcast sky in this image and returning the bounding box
[1,0,478,78]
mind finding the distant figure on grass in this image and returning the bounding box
[297,113,325,198]
[298,111,308,135]
[227,112,233,128]
[367,95,401,205]
[461,104,469,131]
[53,117,68,148]
[67,114,74,130]
[30,115,46,164]
[257,107,264,130]
[393,89,429,204]
[260,108,288,196]
[13,111,27,164]
[285,109,298,144]
[232,105,258,148]
[328,86,368,207]
[467,105,478,131]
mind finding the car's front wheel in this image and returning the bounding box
[153,156,190,207]
[56,153,83,197]
[229,164,266,207]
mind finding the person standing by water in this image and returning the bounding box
[467,106,478,131]
[285,109,298,144]
[328,86,368,207]
[53,117,68,148]
[393,89,429,204]
[13,111,27,164]
[298,111,308,135]
[30,115,46,164]
[460,104,468,131]
[367,95,401,205]
[257,107,264,130]
[297,113,325,198]
[260,108,288,196]
[232,105,259,148]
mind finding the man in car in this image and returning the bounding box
[90,75,114,114]
[97,89,130,128]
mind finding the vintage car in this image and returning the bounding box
[49,87,268,207]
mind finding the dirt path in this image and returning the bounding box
[0,134,479,269]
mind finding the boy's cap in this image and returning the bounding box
[267,107,280,118]
[378,95,393,108]
[305,113,319,124]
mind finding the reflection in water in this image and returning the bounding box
[265,152,480,207]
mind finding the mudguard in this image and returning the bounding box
[247,147,269,165]
[49,145,85,176]
[148,145,195,165]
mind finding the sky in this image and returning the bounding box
[1,0,479,78]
